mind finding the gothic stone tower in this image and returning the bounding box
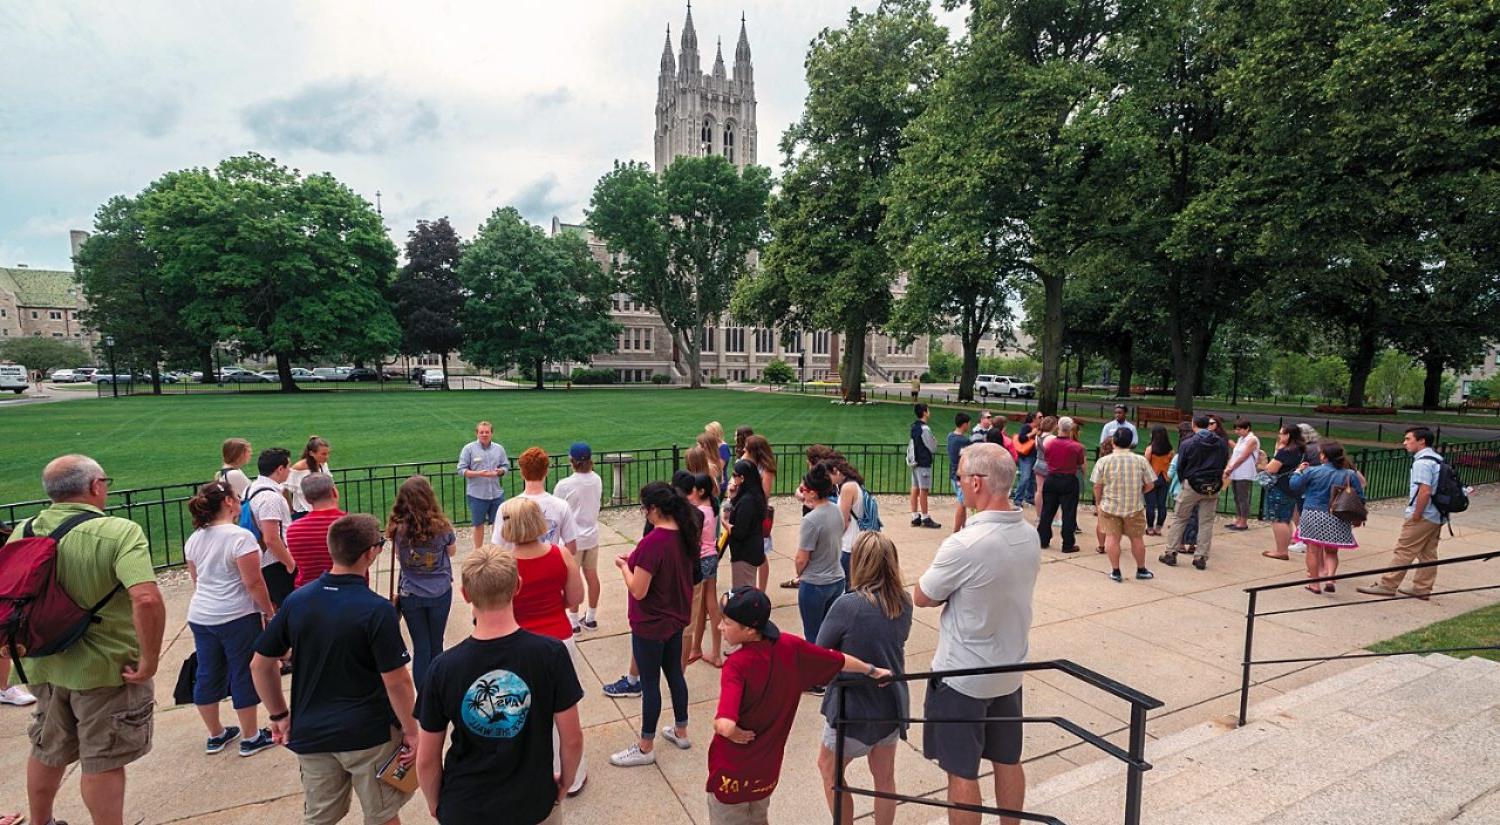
[655,4,757,173]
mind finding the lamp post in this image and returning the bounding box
[103,335,118,398]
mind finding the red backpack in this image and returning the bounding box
[0,512,120,683]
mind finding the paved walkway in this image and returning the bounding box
[4,489,1497,825]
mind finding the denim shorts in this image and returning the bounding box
[699,552,720,581]
[951,477,965,505]
[466,493,504,526]
[1264,485,1296,523]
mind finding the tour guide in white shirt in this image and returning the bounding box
[913,442,1041,825]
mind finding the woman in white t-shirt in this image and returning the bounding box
[826,457,871,588]
[286,435,332,519]
[1224,418,1261,531]
[184,481,277,757]
[217,437,252,498]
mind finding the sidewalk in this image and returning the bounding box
[4,489,1497,824]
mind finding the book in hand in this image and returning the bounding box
[376,746,419,794]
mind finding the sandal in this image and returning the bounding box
[1304,583,1322,594]
[1261,551,1291,560]
[780,578,800,589]
[1096,545,1106,554]
[1324,582,1336,593]
[683,652,703,667]
[704,654,724,668]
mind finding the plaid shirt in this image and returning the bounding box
[1090,451,1156,516]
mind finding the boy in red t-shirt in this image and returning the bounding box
[707,587,890,825]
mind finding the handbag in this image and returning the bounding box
[1187,475,1223,496]
[173,652,198,706]
[1330,471,1367,525]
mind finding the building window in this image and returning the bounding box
[724,121,736,164]
[725,327,744,353]
[784,331,803,354]
[701,116,715,155]
[812,331,830,355]
[49,310,63,320]
[0,308,7,317]
[30,311,38,319]
[886,337,912,356]
[701,326,717,353]
[52,332,63,338]
[754,328,774,353]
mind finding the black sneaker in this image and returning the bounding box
[1192,555,1207,570]
[1159,551,1178,566]
[581,617,598,630]
[1108,569,1123,582]
[239,728,276,757]
[1136,568,1155,580]
[807,685,826,696]
[1061,545,1080,554]
[911,515,923,527]
[205,726,241,755]
[921,517,942,529]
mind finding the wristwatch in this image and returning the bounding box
[865,663,878,677]
[269,710,289,722]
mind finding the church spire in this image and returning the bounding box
[679,2,700,78]
[733,12,753,85]
[660,25,675,74]
[712,37,726,79]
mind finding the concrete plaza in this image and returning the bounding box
[3,489,1497,824]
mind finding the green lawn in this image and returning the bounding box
[1368,602,1500,664]
[0,388,1101,503]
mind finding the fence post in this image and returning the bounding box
[1239,590,1258,727]
[1435,426,1442,446]
[672,443,681,470]
[1124,703,1148,825]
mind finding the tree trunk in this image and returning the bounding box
[150,364,162,396]
[1344,331,1378,407]
[534,357,544,390]
[200,347,214,386]
[1171,323,1212,412]
[841,324,868,402]
[1115,333,1134,398]
[959,332,981,403]
[1421,354,1444,409]
[275,352,298,392]
[1038,273,1064,415]
[687,329,703,389]
[440,351,450,390]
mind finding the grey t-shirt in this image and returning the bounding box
[798,503,846,586]
[457,440,508,500]
[817,592,912,745]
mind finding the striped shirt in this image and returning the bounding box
[1090,451,1156,516]
[285,507,345,588]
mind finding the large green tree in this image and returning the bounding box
[0,338,90,376]
[458,208,619,389]
[74,192,204,394]
[391,217,465,389]
[587,155,771,388]
[732,0,947,403]
[137,154,399,391]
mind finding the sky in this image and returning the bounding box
[0,1,965,271]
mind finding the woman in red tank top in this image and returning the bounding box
[501,497,584,641]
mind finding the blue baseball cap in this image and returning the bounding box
[569,442,592,461]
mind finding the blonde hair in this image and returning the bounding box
[221,438,251,465]
[849,532,910,620]
[462,545,519,609]
[499,497,548,545]
[704,421,725,443]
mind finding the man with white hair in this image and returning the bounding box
[914,443,1041,825]
[9,455,166,825]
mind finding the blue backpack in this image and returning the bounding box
[854,486,883,532]
[238,487,280,546]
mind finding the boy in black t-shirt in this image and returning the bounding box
[416,545,584,825]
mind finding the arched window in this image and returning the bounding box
[723,121,736,163]
[701,116,715,156]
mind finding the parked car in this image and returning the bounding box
[92,373,134,385]
[420,369,446,388]
[135,370,178,384]
[312,367,350,381]
[409,367,428,382]
[49,368,79,383]
[220,368,272,383]
[975,374,1037,398]
[0,364,28,393]
[346,367,381,382]
[74,367,99,381]
[284,367,320,382]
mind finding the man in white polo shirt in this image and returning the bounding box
[914,442,1041,825]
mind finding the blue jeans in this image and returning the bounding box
[798,579,845,647]
[1144,476,1169,529]
[840,552,851,591]
[1013,455,1037,504]
[399,590,452,691]
[633,630,689,739]
[190,613,262,708]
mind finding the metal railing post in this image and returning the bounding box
[1124,703,1147,825]
[1239,590,1258,727]
[833,685,847,824]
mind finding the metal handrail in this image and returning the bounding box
[1237,549,1500,726]
[831,658,1163,825]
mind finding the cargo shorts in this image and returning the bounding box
[28,680,155,773]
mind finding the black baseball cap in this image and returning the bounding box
[721,586,780,641]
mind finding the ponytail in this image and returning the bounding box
[1320,440,1355,471]
[189,480,236,529]
[301,435,329,473]
[641,480,702,562]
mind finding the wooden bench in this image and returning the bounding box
[1137,405,1192,430]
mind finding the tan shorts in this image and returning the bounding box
[730,560,762,591]
[575,543,599,571]
[1100,510,1147,539]
[296,728,413,825]
[707,794,770,825]
[28,680,155,774]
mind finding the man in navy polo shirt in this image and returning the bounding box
[252,514,417,825]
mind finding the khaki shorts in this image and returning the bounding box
[574,543,599,571]
[1099,510,1147,539]
[297,728,413,825]
[707,794,770,825]
[28,680,155,774]
[730,560,762,591]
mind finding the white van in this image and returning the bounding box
[0,364,29,394]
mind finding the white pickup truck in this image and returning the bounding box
[0,364,29,394]
[975,374,1037,398]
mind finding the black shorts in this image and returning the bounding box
[922,681,1023,779]
[262,562,295,607]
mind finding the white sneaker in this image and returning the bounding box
[661,726,691,750]
[609,743,656,767]
[0,685,37,706]
[1289,542,1307,554]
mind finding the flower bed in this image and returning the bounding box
[1312,405,1398,415]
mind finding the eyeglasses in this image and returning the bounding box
[95,476,113,486]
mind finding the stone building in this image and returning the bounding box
[561,4,929,385]
[0,232,96,351]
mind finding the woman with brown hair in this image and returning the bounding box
[741,434,778,592]
[287,435,331,520]
[386,475,457,688]
[815,532,912,825]
[1031,415,1059,516]
[696,431,725,485]
[218,437,253,498]
[1288,440,1366,593]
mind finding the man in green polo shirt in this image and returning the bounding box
[7,454,165,825]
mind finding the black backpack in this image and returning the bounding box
[1416,455,1468,519]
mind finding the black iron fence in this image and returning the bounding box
[831,659,1163,824]
[3,439,1495,570]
